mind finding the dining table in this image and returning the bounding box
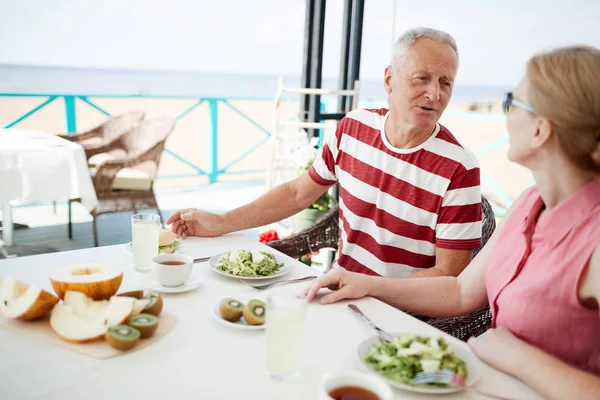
[0,128,98,246]
[0,233,542,399]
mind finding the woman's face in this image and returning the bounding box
[506,76,538,165]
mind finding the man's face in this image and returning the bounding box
[384,38,458,130]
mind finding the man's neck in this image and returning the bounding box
[385,113,437,149]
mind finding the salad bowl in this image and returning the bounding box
[207,249,291,281]
[356,332,483,394]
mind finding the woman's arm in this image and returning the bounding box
[304,191,527,318]
[468,244,600,400]
[469,326,600,400]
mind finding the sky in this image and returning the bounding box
[0,0,599,87]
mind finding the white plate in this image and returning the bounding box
[123,241,183,255]
[207,251,291,281]
[356,332,482,394]
[211,301,266,330]
[136,270,203,294]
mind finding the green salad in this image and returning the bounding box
[365,334,468,386]
[216,249,283,277]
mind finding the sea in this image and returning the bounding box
[0,64,509,104]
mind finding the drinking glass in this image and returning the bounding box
[265,291,308,380]
[131,213,160,272]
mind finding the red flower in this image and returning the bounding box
[259,229,280,243]
[306,250,320,259]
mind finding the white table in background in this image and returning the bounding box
[0,128,98,246]
[0,234,542,399]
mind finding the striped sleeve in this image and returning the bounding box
[436,162,483,250]
[307,120,341,186]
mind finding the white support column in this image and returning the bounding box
[2,204,14,247]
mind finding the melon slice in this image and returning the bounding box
[0,277,59,321]
[49,263,123,300]
[50,291,135,343]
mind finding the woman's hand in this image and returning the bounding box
[467,327,527,374]
[301,268,376,304]
[165,208,223,239]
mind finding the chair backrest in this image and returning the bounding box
[474,195,496,257]
[120,117,175,154]
[98,111,146,141]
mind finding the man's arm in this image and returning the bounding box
[407,248,472,278]
[219,173,330,234]
[168,118,342,238]
[167,172,331,238]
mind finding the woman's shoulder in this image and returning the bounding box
[502,185,540,222]
[517,185,541,206]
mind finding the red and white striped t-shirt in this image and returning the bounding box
[308,108,482,278]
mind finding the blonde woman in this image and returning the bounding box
[304,45,600,399]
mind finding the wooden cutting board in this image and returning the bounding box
[0,312,177,359]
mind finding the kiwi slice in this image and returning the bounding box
[142,292,163,316]
[243,299,266,326]
[117,290,144,300]
[127,313,159,338]
[219,298,244,322]
[105,325,141,351]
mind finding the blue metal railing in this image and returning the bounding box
[0,93,274,184]
[0,93,514,215]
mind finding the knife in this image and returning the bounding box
[348,304,394,343]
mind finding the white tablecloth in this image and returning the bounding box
[0,234,542,399]
[0,128,97,209]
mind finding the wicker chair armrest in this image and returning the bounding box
[427,305,492,341]
[93,142,164,194]
[266,205,340,259]
[56,129,102,143]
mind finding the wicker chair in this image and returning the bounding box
[75,117,176,247]
[267,195,497,341]
[58,111,145,160]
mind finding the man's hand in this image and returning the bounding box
[301,268,376,305]
[165,208,224,239]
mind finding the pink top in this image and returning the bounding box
[485,179,600,374]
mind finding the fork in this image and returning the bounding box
[413,370,516,400]
[238,275,317,290]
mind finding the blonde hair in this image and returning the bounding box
[526,45,600,172]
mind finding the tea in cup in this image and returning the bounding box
[152,254,193,287]
[319,372,393,400]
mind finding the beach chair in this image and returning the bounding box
[266,195,497,341]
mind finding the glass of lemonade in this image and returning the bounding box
[265,291,308,380]
[131,213,161,272]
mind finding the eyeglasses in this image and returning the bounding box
[503,92,535,115]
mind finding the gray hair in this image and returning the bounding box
[391,27,459,74]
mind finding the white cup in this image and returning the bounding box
[152,254,193,287]
[319,371,394,400]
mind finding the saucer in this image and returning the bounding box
[137,271,203,294]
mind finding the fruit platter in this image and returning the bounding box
[0,263,176,358]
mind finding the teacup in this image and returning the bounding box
[319,371,394,400]
[152,254,193,287]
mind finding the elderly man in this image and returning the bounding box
[167,27,482,279]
